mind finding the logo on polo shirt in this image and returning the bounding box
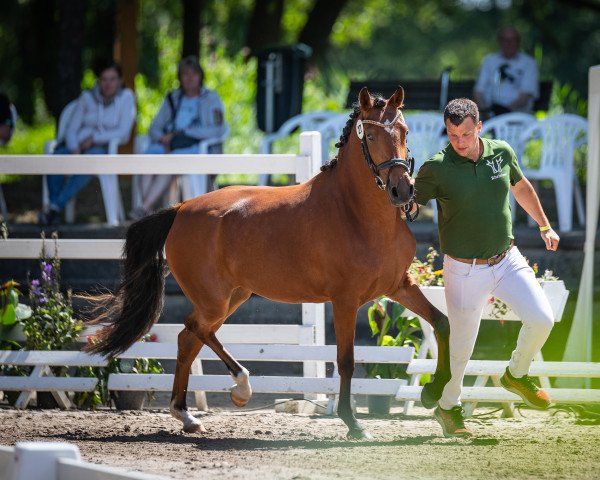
[486,154,507,180]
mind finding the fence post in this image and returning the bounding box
[11,442,80,480]
[302,303,326,401]
[297,131,322,183]
[298,130,325,399]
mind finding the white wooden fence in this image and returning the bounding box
[0,135,411,409]
[0,442,167,480]
[0,323,415,412]
[1,134,598,414]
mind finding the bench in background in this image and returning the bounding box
[346,79,553,112]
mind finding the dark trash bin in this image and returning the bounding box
[256,43,312,133]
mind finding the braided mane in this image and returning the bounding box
[321,96,386,171]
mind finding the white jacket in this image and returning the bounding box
[66,84,136,151]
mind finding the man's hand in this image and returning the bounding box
[541,228,560,251]
[400,202,419,220]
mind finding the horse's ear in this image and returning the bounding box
[390,86,405,109]
[359,87,373,111]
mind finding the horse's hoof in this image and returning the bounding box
[183,420,206,434]
[230,390,250,407]
[229,369,252,407]
[421,382,441,409]
[347,428,373,440]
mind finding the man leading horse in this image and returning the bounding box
[85,87,452,439]
[408,98,559,437]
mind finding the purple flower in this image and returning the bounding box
[41,262,53,284]
[30,279,42,296]
[30,278,46,305]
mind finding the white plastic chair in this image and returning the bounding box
[132,123,230,207]
[259,111,341,185]
[404,112,446,172]
[43,100,127,226]
[404,112,447,223]
[181,123,230,199]
[520,114,587,232]
[480,113,537,221]
[315,113,352,163]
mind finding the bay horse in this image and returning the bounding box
[85,86,451,439]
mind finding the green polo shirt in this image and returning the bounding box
[414,138,523,259]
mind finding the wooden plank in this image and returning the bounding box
[407,359,600,377]
[108,374,405,396]
[146,324,316,345]
[0,155,304,175]
[0,239,123,260]
[7,323,316,345]
[394,386,600,403]
[0,350,107,367]
[58,457,168,480]
[118,344,414,364]
[0,376,98,392]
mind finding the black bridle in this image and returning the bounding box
[356,112,419,222]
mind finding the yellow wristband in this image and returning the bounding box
[539,225,551,232]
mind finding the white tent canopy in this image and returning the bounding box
[560,65,600,387]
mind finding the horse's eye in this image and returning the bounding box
[366,133,375,141]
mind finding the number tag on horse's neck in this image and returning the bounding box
[356,120,364,140]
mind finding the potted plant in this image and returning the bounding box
[365,297,421,414]
[77,333,164,410]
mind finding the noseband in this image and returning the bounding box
[356,111,419,221]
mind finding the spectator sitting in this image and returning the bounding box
[0,93,16,146]
[39,59,136,226]
[474,26,539,117]
[129,55,226,220]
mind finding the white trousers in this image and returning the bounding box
[438,246,555,410]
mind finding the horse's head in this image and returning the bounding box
[357,86,414,208]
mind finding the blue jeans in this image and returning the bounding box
[47,145,108,210]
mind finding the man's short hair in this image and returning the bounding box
[178,56,204,85]
[444,98,479,126]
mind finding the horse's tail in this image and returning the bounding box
[83,205,181,357]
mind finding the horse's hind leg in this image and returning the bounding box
[170,321,207,433]
[389,276,451,409]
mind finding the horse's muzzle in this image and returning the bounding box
[387,181,414,207]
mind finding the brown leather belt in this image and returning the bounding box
[450,241,514,267]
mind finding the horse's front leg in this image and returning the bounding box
[332,300,372,440]
[389,276,451,409]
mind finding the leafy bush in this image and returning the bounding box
[365,297,421,379]
[408,247,444,287]
[23,233,82,351]
[0,281,31,392]
[0,280,32,331]
[76,333,164,409]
